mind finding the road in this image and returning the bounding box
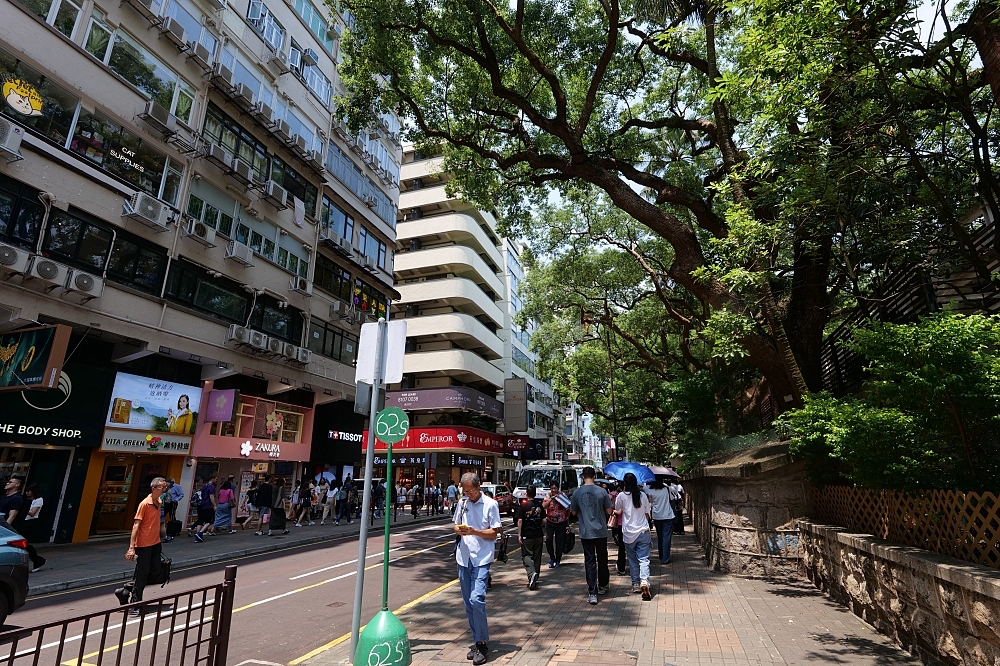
[7,518,507,665]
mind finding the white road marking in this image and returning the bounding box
[289,547,403,579]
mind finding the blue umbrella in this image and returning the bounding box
[314,471,336,483]
[603,461,655,485]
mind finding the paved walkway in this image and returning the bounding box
[28,510,450,597]
[302,532,919,666]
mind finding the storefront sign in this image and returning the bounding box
[3,77,44,117]
[385,387,503,420]
[239,440,283,458]
[505,435,529,452]
[0,324,71,392]
[374,455,426,466]
[0,423,83,440]
[504,378,528,432]
[448,454,484,467]
[370,426,504,454]
[100,429,192,455]
[106,373,202,435]
[495,457,519,470]
[328,430,364,442]
[205,389,238,422]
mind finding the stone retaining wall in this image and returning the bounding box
[800,520,1000,665]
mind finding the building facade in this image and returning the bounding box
[0,0,398,540]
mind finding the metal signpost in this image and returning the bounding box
[354,407,410,666]
[351,319,407,664]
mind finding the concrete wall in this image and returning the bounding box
[686,455,812,578]
[800,521,1000,666]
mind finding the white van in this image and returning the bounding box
[512,460,579,503]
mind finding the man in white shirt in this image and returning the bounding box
[453,472,501,665]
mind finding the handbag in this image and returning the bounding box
[563,527,576,554]
[226,490,237,509]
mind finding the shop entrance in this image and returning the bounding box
[94,454,169,534]
[0,446,71,543]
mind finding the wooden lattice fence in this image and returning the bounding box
[811,486,1000,569]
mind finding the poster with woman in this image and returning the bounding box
[105,372,202,435]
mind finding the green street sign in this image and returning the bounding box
[374,407,409,444]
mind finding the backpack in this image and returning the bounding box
[191,489,202,505]
[338,487,348,501]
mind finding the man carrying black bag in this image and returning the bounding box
[124,477,168,615]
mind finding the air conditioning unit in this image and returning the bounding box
[274,119,292,142]
[337,236,353,255]
[288,133,306,152]
[0,244,30,275]
[281,342,299,359]
[295,347,312,364]
[205,142,231,169]
[0,118,25,160]
[160,17,187,49]
[263,180,288,208]
[225,240,254,265]
[227,323,251,344]
[290,276,312,296]
[329,300,346,318]
[248,329,269,350]
[333,121,350,139]
[124,0,157,21]
[64,269,104,300]
[362,195,377,208]
[206,0,225,9]
[187,40,213,70]
[229,157,254,185]
[140,100,176,135]
[27,256,69,290]
[306,150,324,171]
[301,48,319,67]
[211,62,235,92]
[253,101,274,125]
[326,23,341,38]
[182,218,217,247]
[268,49,290,74]
[234,82,255,109]
[267,336,285,354]
[123,192,171,231]
[363,255,378,272]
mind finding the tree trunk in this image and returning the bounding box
[970,0,1000,106]
[785,232,833,393]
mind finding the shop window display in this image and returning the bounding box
[0,48,79,145]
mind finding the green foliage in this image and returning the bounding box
[778,314,1000,490]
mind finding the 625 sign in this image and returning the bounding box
[374,407,409,444]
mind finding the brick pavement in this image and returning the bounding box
[302,532,920,666]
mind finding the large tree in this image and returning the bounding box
[337,0,998,413]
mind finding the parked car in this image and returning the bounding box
[481,484,515,515]
[0,522,29,626]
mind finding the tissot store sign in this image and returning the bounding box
[370,426,504,453]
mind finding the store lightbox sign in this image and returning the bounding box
[0,325,72,392]
[105,373,202,435]
[101,429,192,455]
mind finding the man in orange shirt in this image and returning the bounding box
[125,476,167,613]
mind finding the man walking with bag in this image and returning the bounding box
[125,477,167,615]
[454,473,501,664]
[570,466,613,606]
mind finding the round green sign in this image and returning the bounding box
[374,407,409,444]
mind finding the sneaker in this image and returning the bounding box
[554,562,561,568]
[597,585,608,595]
[128,608,141,617]
[295,523,302,527]
[320,521,325,525]
[348,520,354,525]
[588,594,598,605]
[334,521,340,526]
[547,560,555,568]
[255,531,262,536]
[267,531,273,536]
[472,642,488,665]
[466,645,479,660]
[282,529,290,534]
[309,521,315,525]
[528,572,538,590]
[194,532,204,543]
[228,530,237,534]
[641,581,651,601]
[631,584,641,594]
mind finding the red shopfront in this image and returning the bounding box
[188,381,314,526]
[368,426,504,487]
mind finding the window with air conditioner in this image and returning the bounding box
[290,0,334,52]
[314,254,352,301]
[320,196,354,243]
[102,31,196,125]
[357,227,387,269]
[301,64,332,108]
[0,47,79,147]
[186,185,236,238]
[164,0,219,58]
[271,156,318,212]
[202,103,269,182]
[69,110,183,204]
[247,1,285,51]
[323,143,397,229]
[0,174,44,251]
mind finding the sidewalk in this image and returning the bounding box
[28,510,450,597]
[302,532,920,666]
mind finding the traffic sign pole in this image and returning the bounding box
[350,318,386,659]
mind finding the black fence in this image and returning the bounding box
[0,565,236,666]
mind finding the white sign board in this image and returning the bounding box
[354,320,407,385]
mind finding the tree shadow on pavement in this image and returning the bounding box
[802,632,920,664]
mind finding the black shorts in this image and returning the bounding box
[198,508,214,525]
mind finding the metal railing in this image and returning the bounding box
[0,565,237,666]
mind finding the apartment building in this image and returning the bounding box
[0,0,398,541]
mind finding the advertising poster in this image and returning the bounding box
[105,372,202,434]
[0,324,71,392]
[237,470,255,518]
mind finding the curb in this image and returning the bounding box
[29,514,452,597]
